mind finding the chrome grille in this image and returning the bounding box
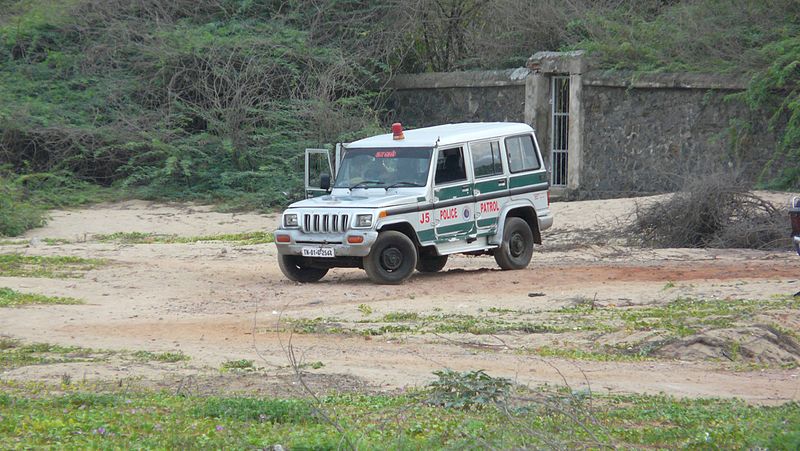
[302,213,349,233]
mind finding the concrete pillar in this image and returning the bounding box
[525,72,551,169]
[567,73,583,190]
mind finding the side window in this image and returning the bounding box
[505,135,541,173]
[471,141,504,178]
[435,147,467,185]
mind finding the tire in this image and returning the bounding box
[278,255,328,282]
[416,255,448,273]
[364,231,417,284]
[494,217,534,270]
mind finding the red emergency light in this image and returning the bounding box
[392,122,404,140]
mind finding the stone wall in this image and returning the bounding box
[384,57,778,197]
[386,69,528,127]
[578,72,776,196]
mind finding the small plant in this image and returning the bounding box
[132,350,189,363]
[427,369,512,409]
[0,254,107,278]
[221,359,255,371]
[357,303,373,316]
[0,287,83,307]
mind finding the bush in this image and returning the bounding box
[629,172,786,249]
[0,175,45,236]
[427,369,512,409]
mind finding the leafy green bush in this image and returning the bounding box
[0,176,45,236]
[737,36,800,189]
[427,369,512,409]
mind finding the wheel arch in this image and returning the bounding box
[377,220,421,249]
[491,203,542,245]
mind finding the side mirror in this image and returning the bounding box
[320,173,331,190]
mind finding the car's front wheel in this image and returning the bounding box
[494,217,534,270]
[364,231,417,284]
[278,255,328,282]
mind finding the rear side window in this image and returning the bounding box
[470,141,503,178]
[505,135,540,173]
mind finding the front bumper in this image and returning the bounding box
[794,235,800,256]
[274,229,379,257]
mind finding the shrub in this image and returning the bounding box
[427,369,512,409]
[0,175,45,236]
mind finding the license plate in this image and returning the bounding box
[302,246,334,258]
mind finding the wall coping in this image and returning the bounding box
[583,70,750,90]
[388,68,530,90]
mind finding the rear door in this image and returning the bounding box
[432,147,474,240]
[469,140,508,235]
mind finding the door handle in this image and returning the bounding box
[498,180,507,187]
[461,186,470,193]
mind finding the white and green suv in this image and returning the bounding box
[274,122,553,284]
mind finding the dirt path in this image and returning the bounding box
[2,196,800,403]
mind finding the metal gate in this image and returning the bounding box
[550,76,569,186]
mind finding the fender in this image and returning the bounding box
[489,200,539,246]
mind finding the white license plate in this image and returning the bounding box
[301,246,335,258]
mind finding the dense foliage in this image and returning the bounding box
[0,0,798,236]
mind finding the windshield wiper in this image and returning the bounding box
[385,181,424,190]
[349,180,385,190]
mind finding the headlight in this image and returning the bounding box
[284,213,298,228]
[355,214,373,228]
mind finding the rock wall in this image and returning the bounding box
[385,65,779,197]
[579,74,777,195]
[386,69,528,127]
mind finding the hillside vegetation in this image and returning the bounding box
[0,0,798,235]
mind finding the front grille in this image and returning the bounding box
[302,213,349,233]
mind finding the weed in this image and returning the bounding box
[0,340,110,370]
[93,231,274,245]
[0,254,106,278]
[132,350,189,363]
[221,359,255,371]
[357,303,373,316]
[0,287,83,307]
[427,369,512,409]
[196,397,314,423]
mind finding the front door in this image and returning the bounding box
[432,147,474,241]
[305,148,333,199]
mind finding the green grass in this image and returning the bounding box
[93,231,274,245]
[0,253,107,278]
[0,383,797,449]
[0,338,109,370]
[0,338,196,370]
[221,359,255,371]
[0,287,83,307]
[131,351,189,363]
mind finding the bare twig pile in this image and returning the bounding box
[629,173,786,249]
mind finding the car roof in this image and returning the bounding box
[346,122,534,148]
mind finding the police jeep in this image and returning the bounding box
[274,122,554,285]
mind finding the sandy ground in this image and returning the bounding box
[2,193,800,403]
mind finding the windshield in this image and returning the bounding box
[334,147,433,189]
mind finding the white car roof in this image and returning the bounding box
[347,122,534,148]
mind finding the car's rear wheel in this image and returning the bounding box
[364,231,417,284]
[494,217,534,270]
[416,255,448,273]
[278,255,328,282]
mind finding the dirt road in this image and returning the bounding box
[2,197,799,403]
